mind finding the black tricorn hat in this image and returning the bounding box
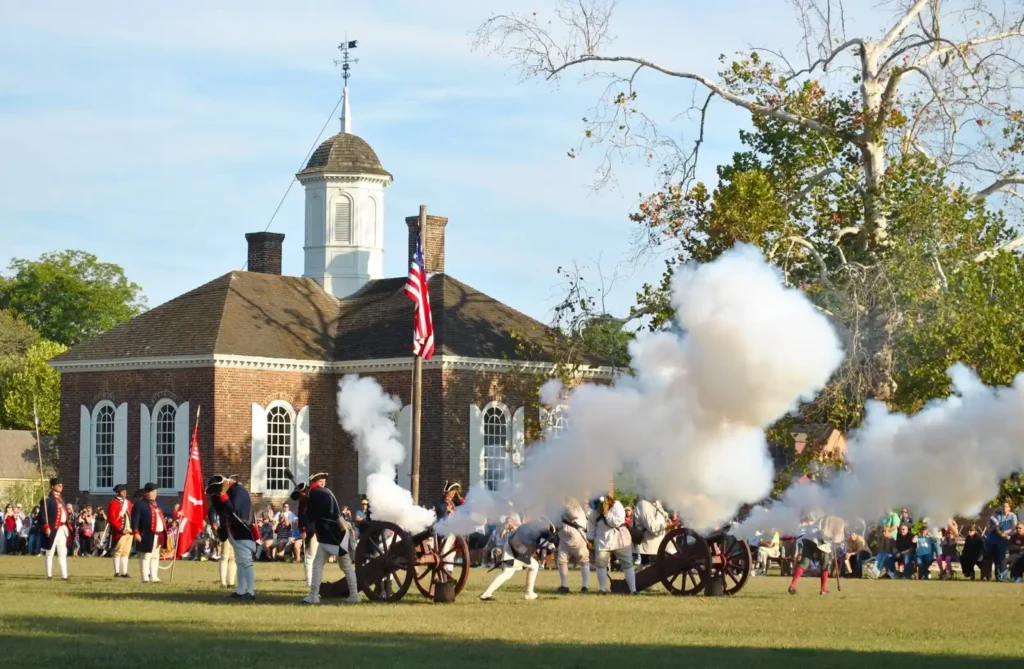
[444,481,462,493]
[49,477,61,487]
[289,481,308,501]
[113,484,128,494]
[309,472,328,484]
[143,482,159,493]
[205,474,228,495]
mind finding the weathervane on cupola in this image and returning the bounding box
[335,38,358,134]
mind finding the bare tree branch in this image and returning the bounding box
[974,234,1024,262]
[784,235,833,287]
[547,54,844,138]
[971,175,1024,202]
[786,167,841,204]
[878,0,931,54]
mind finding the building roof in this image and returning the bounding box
[297,133,392,179]
[52,272,343,362]
[0,430,47,480]
[51,271,600,366]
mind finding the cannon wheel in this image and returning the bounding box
[355,521,416,603]
[412,533,471,599]
[710,535,752,595]
[657,527,712,596]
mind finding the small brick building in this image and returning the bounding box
[50,104,612,511]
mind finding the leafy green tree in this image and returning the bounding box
[477,1,1024,493]
[0,309,40,428]
[1,339,67,435]
[0,250,146,346]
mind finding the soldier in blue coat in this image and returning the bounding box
[205,480,236,589]
[130,482,167,583]
[210,475,257,601]
[302,473,360,604]
[40,477,71,580]
[479,518,555,601]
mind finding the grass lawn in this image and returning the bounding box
[0,556,1021,668]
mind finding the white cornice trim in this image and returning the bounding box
[296,173,392,186]
[51,353,619,379]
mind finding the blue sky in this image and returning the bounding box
[0,1,834,323]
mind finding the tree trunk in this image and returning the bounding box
[859,42,888,248]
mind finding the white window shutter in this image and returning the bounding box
[174,402,190,491]
[250,403,267,494]
[396,405,412,490]
[294,406,310,485]
[468,404,484,488]
[511,407,526,469]
[79,406,91,493]
[113,403,128,489]
[139,404,151,487]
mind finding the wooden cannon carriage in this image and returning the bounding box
[320,520,470,603]
[610,526,753,595]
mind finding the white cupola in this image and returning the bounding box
[296,86,393,299]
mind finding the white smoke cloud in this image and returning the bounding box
[736,364,1024,538]
[336,374,436,534]
[439,244,844,535]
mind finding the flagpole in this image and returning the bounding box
[410,204,426,506]
[32,399,49,529]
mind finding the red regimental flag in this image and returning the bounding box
[175,419,205,558]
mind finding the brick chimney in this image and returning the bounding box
[405,214,448,274]
[245,232,285,275]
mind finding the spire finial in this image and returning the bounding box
[335,38,358,134]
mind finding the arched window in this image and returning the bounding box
[154,403,177,489]
[482,405,511,492]
[368,196,379,246]
[334,196,352,244]
[93,403,116,489]
[549,409,569,439]
[266,404,295,492]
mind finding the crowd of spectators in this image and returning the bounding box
[751,501,1024,583]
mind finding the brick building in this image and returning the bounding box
[50,93,613,510]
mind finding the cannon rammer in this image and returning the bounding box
[611,526,752,596]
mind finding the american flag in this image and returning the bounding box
[404,238,435,359]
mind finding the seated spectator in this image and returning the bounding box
[875,509,900,579]
[262,512,278,557]
[844,532,870,578]
[914,525,939,579]
[271,511,295,560]
[937,520,959,579]
[893,524,916,579]
[757,530,781,574]
[960,525,985,580]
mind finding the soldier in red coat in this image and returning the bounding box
[131,483,167,584]
[107,484,133,578]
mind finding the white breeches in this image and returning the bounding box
[230,538,257,596]
[556,532,590,566]
[594,546,633,569]
[303,535,319,587]
[139,548,161,582]
[481,557,539,598]
[220,538,237,587]
[45,526,69,579]
[595,546,636,593]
